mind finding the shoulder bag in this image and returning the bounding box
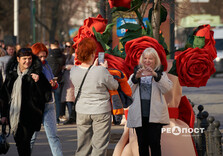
[64,65,92,124]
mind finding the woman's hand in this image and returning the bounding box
[49,79,57,87]
[100,60,108,68]
[93,58,108,68]
[144,67,157,77]
[135,67,157,78]
[31,73,39,82]
[135,68,144,79]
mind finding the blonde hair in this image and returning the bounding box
[139,48,161,70]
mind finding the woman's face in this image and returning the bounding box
[143,54,156,69]
[17,55,32,72]
[37,51,47,63]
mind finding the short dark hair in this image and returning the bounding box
[17,48,33,58]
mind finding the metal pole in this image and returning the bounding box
[14,0,19,43]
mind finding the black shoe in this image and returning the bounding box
[63,118,76,125]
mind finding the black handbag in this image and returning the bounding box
[0,124,10,154]
[64,65,92,125]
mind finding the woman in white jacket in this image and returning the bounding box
[127,48,173,156]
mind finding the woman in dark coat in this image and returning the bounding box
[0,48,52,156]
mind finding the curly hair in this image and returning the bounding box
[77,38,97,62]
[31,42,49,57]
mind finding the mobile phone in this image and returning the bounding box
[98,52,104,65]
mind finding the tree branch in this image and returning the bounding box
[35,16,50,32]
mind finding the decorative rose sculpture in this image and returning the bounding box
[73,14,107,65]
[125,36,168,73]
[176,47,216,87]
[108,0,132,9]
[105,53,132,78]
[194,24,217,60]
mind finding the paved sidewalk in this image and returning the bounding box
[2,124,124,156]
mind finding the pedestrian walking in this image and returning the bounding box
[70,37,119,156]
[127,48,173,156]
[60,41,75,124]
[30,42,63,156]
[0,48,52,156]
[0,44,15,82]
[47,40,66,124]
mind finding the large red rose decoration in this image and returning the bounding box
[194,24,217,60]
[125,36,167,74]
[73,14,107,65]
[176,47,216,87]
[108,0,132,9]
[105,53,132,78]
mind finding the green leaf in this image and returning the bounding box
[168,60,178,76]
[142,28,147,35]
[134,10,145,29]
[120,29,142,47]
[146,21,153,37]
[193,36,205,48]
[184,35,194,49]
[102,23,114,44]
[118,23,142,31]
[159,32,167,50]
[92,27,106,51]
[105,46,126,59]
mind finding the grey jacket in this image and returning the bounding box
[127,72,173,128]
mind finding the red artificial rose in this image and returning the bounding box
[105,53,132,78]
[108,0,132,9]
[125,36,167,74]
[178,96,195,128]
[176,47,216,87]
[195,24,217,60]
[73,14,107,65]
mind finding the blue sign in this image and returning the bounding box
[116,17,149,37]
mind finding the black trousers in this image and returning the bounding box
[14,123,35,156]
[135,117,163,156]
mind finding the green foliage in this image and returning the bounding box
[92,27,107,51]
[105,46,126,59]
[92,24,114,51]
[118,23,143,47]
[146,21,153,37]
[185,35,194,49]
[168,60,178,76]
[193,36,205,48]
[159,32,169,55]
[102,23,115,44]
[118,23,142,31]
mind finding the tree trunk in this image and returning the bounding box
[49,0,61,42]
[151,0,161,41]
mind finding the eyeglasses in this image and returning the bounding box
[65,45,70,48]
